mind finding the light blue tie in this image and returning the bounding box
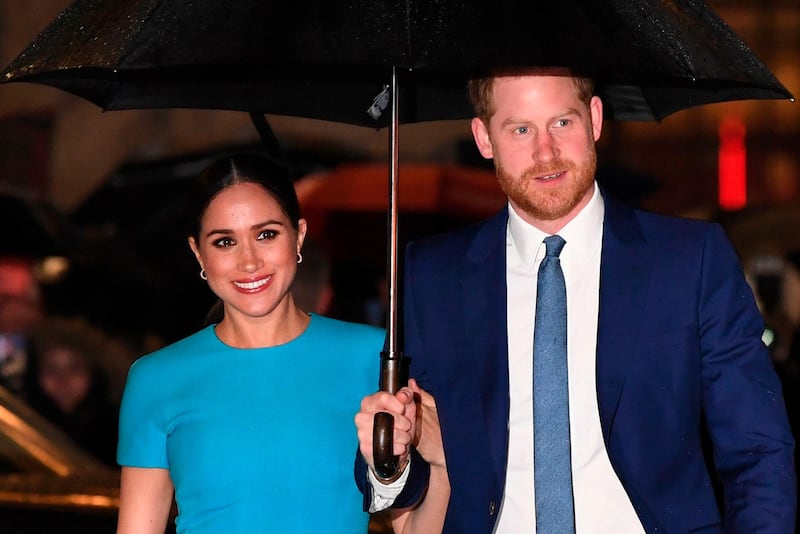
[533,234,575,532]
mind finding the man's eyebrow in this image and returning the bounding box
[499,108,582,128]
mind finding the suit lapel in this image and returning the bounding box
[596,194,653,443]
[461,209,511,486]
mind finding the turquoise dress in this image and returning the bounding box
[118,314,385,533]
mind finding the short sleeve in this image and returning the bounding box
[117,357,170,468]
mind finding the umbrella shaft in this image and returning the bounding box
[387,66,400,352]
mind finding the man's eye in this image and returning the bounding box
[515,126,529,134]
[553,119,570,128]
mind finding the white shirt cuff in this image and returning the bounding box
[367,459,411,513]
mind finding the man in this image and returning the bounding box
[355,68,797,533]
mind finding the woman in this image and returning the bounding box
[116,154,385,533]
[26,316,122,467]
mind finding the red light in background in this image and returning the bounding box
[718,117,747,210]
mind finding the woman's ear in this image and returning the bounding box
[188,236,202,269]
[296,219,308,253]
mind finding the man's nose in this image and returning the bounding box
[532,132,558,162]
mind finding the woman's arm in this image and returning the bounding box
[117,466,174,534]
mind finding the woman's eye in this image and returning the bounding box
[257,229,278,240]
[213,237,235,248]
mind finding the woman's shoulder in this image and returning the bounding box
[308,314,385,342]
[129,325,217,373]
[304,316,385,372]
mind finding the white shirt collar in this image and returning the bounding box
[507,182,605,268]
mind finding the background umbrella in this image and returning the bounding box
[1,0,792,478]
[295,162,506,223]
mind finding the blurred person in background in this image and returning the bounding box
[116,154,385,534]
[773,250,800,497]
[25,316,125,467]
[0,256,45,394]
[778,251,800,371]
[328,260,384,325]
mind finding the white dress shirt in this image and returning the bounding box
[496,183,644,533]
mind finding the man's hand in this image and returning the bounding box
[409,379,446,469]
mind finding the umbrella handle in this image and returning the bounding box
[373,412,398,479]
[372,351,406,480]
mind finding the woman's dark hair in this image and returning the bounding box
[186,154,301,242]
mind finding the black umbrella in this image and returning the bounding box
[1,0,792,478]
[0,0,792,123]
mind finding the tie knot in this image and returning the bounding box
[543,235,566,258]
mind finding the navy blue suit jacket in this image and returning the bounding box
[391,192,796,533]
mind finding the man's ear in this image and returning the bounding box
[589,96,603,141]
[471,117,494,160]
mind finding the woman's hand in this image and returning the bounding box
[355,386,417,479]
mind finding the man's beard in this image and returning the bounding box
[495,146,597,222]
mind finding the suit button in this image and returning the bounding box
[489,500,497,516]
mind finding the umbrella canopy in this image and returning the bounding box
[0,0,792,124]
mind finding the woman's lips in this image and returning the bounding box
[233,275,271,293]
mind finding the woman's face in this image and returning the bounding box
[189,182,306,322]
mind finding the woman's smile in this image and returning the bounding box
[232,274,272,293]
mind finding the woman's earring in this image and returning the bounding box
[296,252,303,264]
[200,268,207,280]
